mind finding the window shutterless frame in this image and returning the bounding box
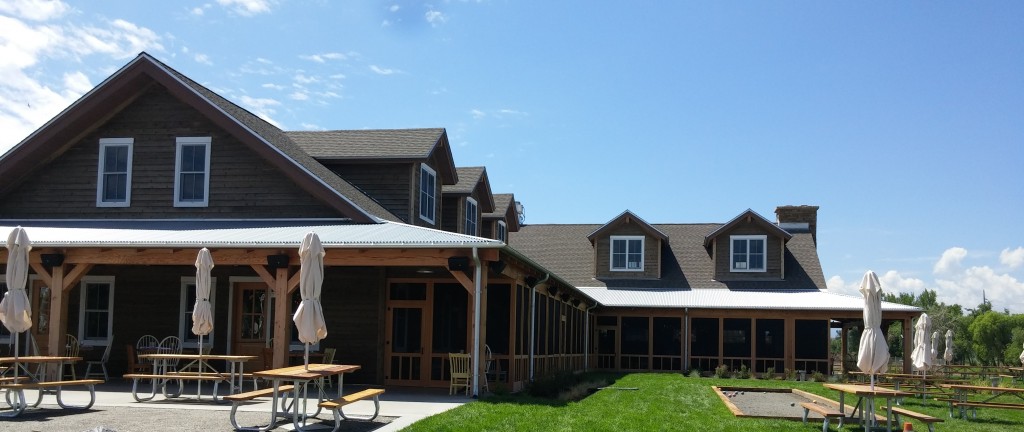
[497,220,507,243]
[179,277,216,348]
[78,276,115,347]
[465,197,478,235]
[610,235,645,272]
[96,138,133,207]
[419,164,437,223]
[173,137,212,207]
[730,235,767,272]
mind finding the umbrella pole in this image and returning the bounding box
[12,332,19,382]
[870,374,874,390]
[198,334,204,399]
[304,343,310,371]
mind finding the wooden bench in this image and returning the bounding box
[317,388,386,432]
[800,401,844,432]
[225,385,296,431]
[891,407,943,432]
[950,401,1024,419]
[0,379,104,416]
[123,373,229,402]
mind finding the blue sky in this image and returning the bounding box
[1,1,1022,312]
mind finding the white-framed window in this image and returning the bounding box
[464,197,478,236]
[179,277,217,349]
[96,138,134,207]
[731,235,767,272]
[610,235,645,272]
[497,220,508,243]
[78,276,115,346]
[174,137,211,207]
[419,164,436,223]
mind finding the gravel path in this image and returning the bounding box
[2,405,394,432]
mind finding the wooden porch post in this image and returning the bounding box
[784,318,795,372]
[46,264,67,359]
[902,318,912,373]
[272,267,290,368]
[840,323,849,374]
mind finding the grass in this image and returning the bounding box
[404,373,1024,431]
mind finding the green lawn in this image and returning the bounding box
[404,373,1024,431]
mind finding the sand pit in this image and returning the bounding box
[713,386,842,421]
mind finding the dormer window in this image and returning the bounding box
[464,197,478,235]
[419,164,436,223]
[174,137,211,207]
[610,235,644,271]
[497,220,507,243]
[96,138,133,207]
[731,235,766,272]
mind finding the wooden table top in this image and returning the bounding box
[0,356,82,364]
[824,383,913,397]
[941,384,1024,392]
[253,364,359,380]
[137,353,257,361]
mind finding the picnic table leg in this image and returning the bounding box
[55,383,97,409]
[131,377,158,402]
[0,389,27,417]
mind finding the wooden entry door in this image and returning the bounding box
[385,282,430,385]
[232,282,270,370]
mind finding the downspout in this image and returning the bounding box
[583,301,598,372]
[528,273,549,383]
[683,308,689,372]
[471,247,482,397]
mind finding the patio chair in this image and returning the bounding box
[125,344,152,374]
[158,336,182,372]
[136,334,159,353]
[448,353,471,395]
[322,348,337,388]
[63,334,80,380]
[85,335,114,381]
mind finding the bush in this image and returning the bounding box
[784,368,797,380]
[688,368,702,378]
[761,367,775,380]
[810,371,825,382]
[735,364,751,379]
[713,364,730,378]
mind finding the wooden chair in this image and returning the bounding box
[63,334,80,379]
[136,335,159,353]
[125,345,152,374]
[84,335,114,380]
[158,336,182,372]
[448,353,471,395]
[322,348,337,388]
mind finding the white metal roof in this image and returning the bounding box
[0,220,504,249]
[579,287,920,312]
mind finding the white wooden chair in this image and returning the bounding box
[85,335,114,380]
[62,334,80,379]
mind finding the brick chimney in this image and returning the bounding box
[775,205,819,244]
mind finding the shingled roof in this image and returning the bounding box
[509,223,826,290]
[442,167,495,212]
[286,129,445,159]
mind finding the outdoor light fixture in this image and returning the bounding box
[40,253,64,267]
[560,293,570,302]
[572,299,581,307]
[488,260,507,275]
[548,285,559,296]
[447,256,470,271]
[525,276,539,287]
[266,254,290,269]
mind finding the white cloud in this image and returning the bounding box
[369,65,396,75]
[328,73,345,80]
[261,83,285,90]
[0,9,163,150]
[194,53,212,65]
[237,95,281,127]
[294,74,318,84]
[933,247,967,275]
[300,53,346,63]
[470,109,485,119]
[1001,247,1024,269]
[216,0,273,16]
[0,0,70,21]
[189,5,207,16]
[425,10,447,26]
[299,122,324,130]
[289,91,308,101]
[389,5,400,13]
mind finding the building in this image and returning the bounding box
[0,53,918,396]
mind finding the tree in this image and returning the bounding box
[969,311,1011,365]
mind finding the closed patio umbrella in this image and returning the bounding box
[944,330,954,364]
[192,248,214,387]
[911,313,933,380]
[1,227,32,382]
[930,331,939,367]
[1019,341,1024,366]
[856,270,889,390]
[293,232,327,370]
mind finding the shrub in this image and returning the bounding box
[688,368,702,378]
[761,367,775,380]
[713,364,730,378]
[735,364,751,379]
[784,368,797,380]
[811,371,825,382]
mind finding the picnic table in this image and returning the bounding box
[941,383,1024,419]
[0,356,102,418]
[226,363,363,431]
[823,383,911,432]
[124,353,256,402]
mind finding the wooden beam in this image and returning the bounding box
[61,264,94,291]
[47,265,67,361]
[272,267,290,368]
[287,271,300,294]
[250,265,275,287]
[29,262,52,287]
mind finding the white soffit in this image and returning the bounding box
[580,287,920,312]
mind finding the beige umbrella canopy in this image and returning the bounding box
[911,313,933,378]
[1019,341,1024,366]
[857,270,889,389]
[293,232,327,370]
[930,331,939,366]
[944,330,954,364]
[0,227,32,335]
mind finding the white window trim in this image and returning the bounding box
[730,235,768,272]
[173,136,212,207]
[418,164,437,224]
[78,276,115,347]
[464,197,478,236]
[497,220,507,243]
[96,138,134,207]
[179,276,217,349]
[609,235,645,272]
